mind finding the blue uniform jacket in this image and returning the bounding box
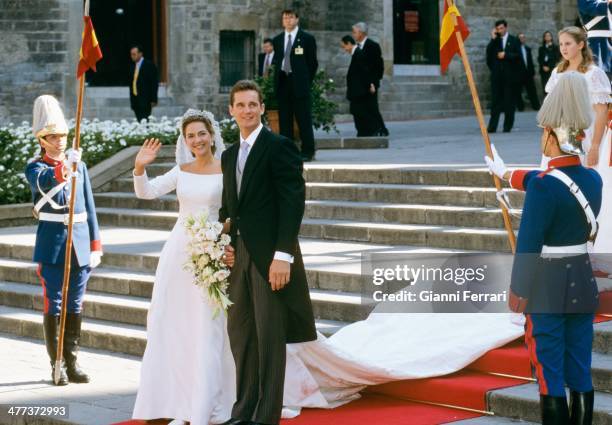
[509,155,603,313]
[25,155,101,267]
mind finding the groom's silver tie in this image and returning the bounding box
[282,34,292,73]
[237,141,250,193]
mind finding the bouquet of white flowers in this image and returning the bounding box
[183,209,232,317]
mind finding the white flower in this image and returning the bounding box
[183,210,233,317]
[204,228,217,241]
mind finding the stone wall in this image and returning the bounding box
[165,0,384,119]
[0,0,581,124]
[0,0,71,124]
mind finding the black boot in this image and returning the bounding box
[42,314,68,386]
[541,394,570,425]
[570,390,594,425]
[63,313,90,383]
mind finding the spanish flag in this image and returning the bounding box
[439,1,470,74]
[77,16,103,79]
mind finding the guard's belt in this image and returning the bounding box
[38,212,87,225]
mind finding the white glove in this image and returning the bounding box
[66,148,82,169]
[90,251,103,268]
[484,144,508,179]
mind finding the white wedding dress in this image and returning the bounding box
[541,66,612,273]
[282,313,524,416]
[131,166,235,425]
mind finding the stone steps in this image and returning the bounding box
[0,258,371,324]
[300,218,512,252]
[91,207,515,252]
[488,382,612,424]
[99,182,525,209]
[0,239,367,293]
[95,190,520,230]
[304,200,519,230]
[134,163,520,187]
[305,182,524,208]
[0,281,349,337]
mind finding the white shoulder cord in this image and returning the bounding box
[33,171,67,216]
[547,169,599,241]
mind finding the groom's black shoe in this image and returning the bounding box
[221,419,250,425]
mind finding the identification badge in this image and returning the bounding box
[294,46,304,55]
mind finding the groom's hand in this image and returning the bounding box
[223,245,235,268]
[269,260,290,291]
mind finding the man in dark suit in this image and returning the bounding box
[257,38,275,78]
[129,45,159,122]
[516,33,540,111]
[486,20,523,133]
[272,9,318,162]
[352,22,389,137]
[220,80,316,425]
[341,35,374,136]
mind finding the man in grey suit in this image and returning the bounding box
[220,80,316,425]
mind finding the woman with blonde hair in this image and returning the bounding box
[542,26,611,275]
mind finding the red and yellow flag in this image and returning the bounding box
[439,1,470,74]
[77,16,103,79]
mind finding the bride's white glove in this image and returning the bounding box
[484,144,508,180]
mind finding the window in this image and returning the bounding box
[219,31,255,92]
[393,0,440,65]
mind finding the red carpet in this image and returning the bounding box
[116,313,611,425]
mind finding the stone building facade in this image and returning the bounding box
[0,0,579,125]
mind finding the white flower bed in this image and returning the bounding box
[0,116,180,204]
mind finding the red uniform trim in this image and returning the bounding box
[537,155,582,178]
[525,314,548,395]
[42,154,62,166]
[509,170,529,191]
[42,154,66,183]
[90,240,102,252]
[547,155,581,169]
[36,264,49,314]
[53,164,66,183]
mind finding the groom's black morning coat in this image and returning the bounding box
[219,126,316,343]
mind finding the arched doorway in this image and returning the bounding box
[86,0,167,86]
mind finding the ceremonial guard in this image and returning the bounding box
[486,73,602,424]
[25,95,102,385]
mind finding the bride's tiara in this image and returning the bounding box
[181,108,215,124]
[180,109,219,134]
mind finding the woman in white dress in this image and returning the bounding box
[541,26,611,274]
[131,110,235,425]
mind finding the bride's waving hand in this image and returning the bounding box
[133,138,179,200]
[134,138,162,175]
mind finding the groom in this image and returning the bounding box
[220,80,317,425]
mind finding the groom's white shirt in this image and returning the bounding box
[239,122,294,264]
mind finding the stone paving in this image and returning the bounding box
[314,111,541,165]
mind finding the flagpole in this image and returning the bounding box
[444,0,516,253]
[54,0,89,385]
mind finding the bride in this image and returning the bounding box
[131,109,235,425]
